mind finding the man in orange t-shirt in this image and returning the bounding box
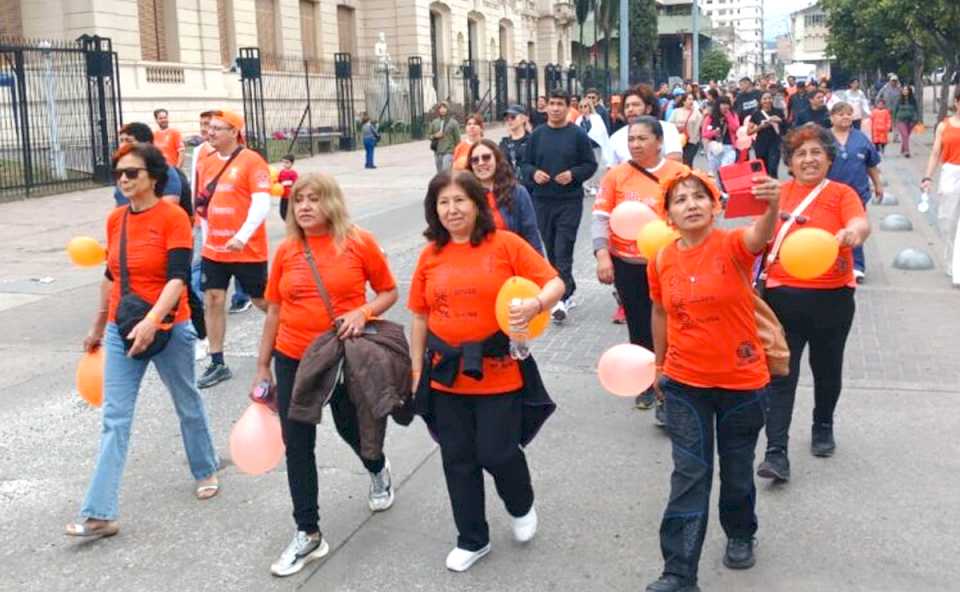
[153,108,184,168]
[196,109,272,389]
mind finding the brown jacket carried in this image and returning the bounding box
[288,320,413,460]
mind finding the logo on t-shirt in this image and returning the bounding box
[736,340,759,364]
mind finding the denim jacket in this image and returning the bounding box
[498,185,545,255]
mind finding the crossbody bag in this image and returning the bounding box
[194,146,243,218]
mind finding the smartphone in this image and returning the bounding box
[719,159,768,218]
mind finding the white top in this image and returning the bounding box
[610,120,682,166]
[574,112,614,165]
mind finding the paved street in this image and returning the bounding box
[1,124,958,592]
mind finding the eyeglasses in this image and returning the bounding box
[113,167,146,181]
[779,212,808,224]
[207,124,233,132]
[470,153,494,165]
[504,114,517,120]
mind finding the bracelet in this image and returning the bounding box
[655,364,664,372]
[534,296,544,314]
[922,176,932,183]
[145,311,161,325]
[361,305,374,320]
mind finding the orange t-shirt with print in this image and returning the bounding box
[105,200,193,325]
[265,228,396,360]
[648,228,769,390]
[766,179,866,290]
[201,148,272,262]
[153,127,184,167]
[594,158,686,259]
[408,230,558,395]
[452,141,472,170]
[486,191,507,230]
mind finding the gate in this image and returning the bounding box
[494,59,508,117]
[0,35,120,198]
[408,57,425,140]
[515,61,538,113]
[334,53,355,151]
[544,63,562,94]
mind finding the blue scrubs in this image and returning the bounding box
[828,128,880,272]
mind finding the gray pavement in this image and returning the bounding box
[0,124,958,592]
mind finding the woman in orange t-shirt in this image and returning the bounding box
[646,168,781,589]
[758,123,870,484]
[408,171,564,572]
[592,116,687,414]
[66,143,219,539]
[253,173,399,577]
[451,113,485,171]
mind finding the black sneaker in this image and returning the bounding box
[645,575,701,592]
[654,399,667,427]
[757,448,790,481]
[229,299,253,314]
[198,363,232,389]
[811,423,836,457]
[634,390,656,410]
[723,537,756,569]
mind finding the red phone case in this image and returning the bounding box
[720,160,767,218]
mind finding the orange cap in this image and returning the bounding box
[211,110,245,143]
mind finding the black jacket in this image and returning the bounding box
[522,123,598,201]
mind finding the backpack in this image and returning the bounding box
[174,167,194,222]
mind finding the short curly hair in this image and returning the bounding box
[782,123,837,166]
[111,142,169,197]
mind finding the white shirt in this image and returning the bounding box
[575,112,614,165]
[610,120,682,166]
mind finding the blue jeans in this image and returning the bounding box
[363,137,376,168]
[657,378,766,582]
[80,322,219,520]
[706,144,738,186]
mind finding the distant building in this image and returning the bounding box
[788,2,832,80]
[698,0,763,79]
[655,0,715,82]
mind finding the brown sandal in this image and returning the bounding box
[65,519,119,538]
[195,480,220,500]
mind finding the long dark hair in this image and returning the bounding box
[111,142,168,197]
[710,96,732,134]
[900,85,918,109]
[467,139,516,213]
[423,171,496,249]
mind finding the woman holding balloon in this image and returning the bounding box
[252,173,400,577]
[645,167,781,592]
[757,123,871,483]
[66,143,220,539]
[593,116,686,415]
[409,171,564,572]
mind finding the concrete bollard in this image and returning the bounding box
[893,248,935,270]
[880,214,914,231]
[877,193,899,206]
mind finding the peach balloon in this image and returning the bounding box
[270,183,284,197]
[637,219,679,260]
[597,344,657,397]
[610,201,658,240]
[495,276,550,339]
[230,403,285,475]
[67,236,106,267]
[76,348,104,407]
[779,228,840,280]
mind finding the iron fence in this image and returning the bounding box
[0,35,120,199]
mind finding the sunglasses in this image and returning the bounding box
[779,212,808,224]
[470,153,494,165]
[505,114,517,120]
[113,167,146,181]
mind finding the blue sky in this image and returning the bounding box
[764,0,818,40]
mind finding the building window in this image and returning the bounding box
[217,0,236,67]
[139,0,178,61]
[527,41,535,62]
[300,0,318,60]
[337,5,357,55]
[256,0,278,56]
[804,13,825,28]
[0,0,23,38]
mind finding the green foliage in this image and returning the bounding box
[701,48,732,82]
[630,0,657,72]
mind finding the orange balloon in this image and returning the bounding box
[779,227,839,280]
[230,403,285,475]
[76,348,104,407]
[67,236,106,267]
[495,276,550,340]
[637,219,679,260]
[270,183,284,197]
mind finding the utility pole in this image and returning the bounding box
[619,0,629,89]
[692,0,700,83]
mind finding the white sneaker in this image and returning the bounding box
[194,338,209,362]
[564,297,577,311]
[445,544,491,572]
[853,269,865,283]
[551,300,567,323]
[270,531,329,577]
[512,506,538,543]
[368,457,394,512]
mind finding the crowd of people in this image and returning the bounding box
[63,67,960,591]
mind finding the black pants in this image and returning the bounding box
[612,257,654,350]
[682,142,700,167]
[187,284,206,340]
[279,198,288,222]
[433,390,534,551]
[533,197,582,301]
[659,378,766,582]
[755,142,782,179]
[763,287,855,452]
[274,350,385,534]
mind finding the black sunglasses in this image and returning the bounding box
[113,167,146,181]
[779,212,808,224]
[470,153,494,165]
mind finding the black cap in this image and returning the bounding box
[503,104,525,117]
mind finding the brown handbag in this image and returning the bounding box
[732,257,790,377]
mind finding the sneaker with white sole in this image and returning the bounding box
[229,299,253,314]
[194,338,209,362]
[445,544,491,572]
[551,300,567,323]
[512,506,538,542]
[270,531,329,577]
[368,457,394,512]
[564,297,577,311]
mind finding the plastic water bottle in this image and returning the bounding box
[508,298,531,360]
[918,191,930,214]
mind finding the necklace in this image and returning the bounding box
[675,235,712,285]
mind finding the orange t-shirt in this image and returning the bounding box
[408,230,558,395]
[452,141,473,170]
[939,119,960,165]
[486,191,507,230]
[265,229,396,360]
[200,148,272,262]
[766,180,865,290]
[870,108,891,144]
[594,159,686,259]
[648,228,769,390]
[567,107,581,124]
[153,127,184,167]
[105,200,193,325]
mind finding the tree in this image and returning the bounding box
[629,0,657,83]
[575,0,591,71]
[701,48,732,83]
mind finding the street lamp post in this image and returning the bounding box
[692,0,700,83]
[619,0,628,90]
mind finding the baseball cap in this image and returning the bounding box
[503,104,526,117]
[211,110,245,142]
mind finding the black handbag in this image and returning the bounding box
[114,208,176,360]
